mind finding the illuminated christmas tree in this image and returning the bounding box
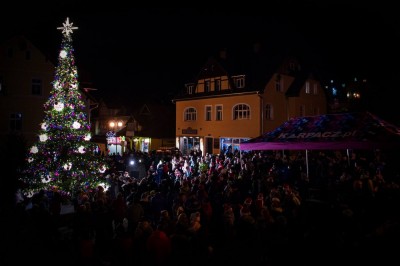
[21,17,108,198]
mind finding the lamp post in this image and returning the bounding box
[109,120,123,155]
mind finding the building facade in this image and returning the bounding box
[173,54,328,156]
[91,99,176,155]
[0,36,55,147]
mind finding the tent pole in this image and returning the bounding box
[239,138,241,159]
[306,149,309,178]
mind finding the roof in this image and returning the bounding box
[173,44,317,100]
[240,112,400,150]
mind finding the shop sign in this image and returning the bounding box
[182,127,197,134]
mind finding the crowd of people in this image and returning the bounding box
[7,148,400,265]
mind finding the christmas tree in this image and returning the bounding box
[21,17,108,199]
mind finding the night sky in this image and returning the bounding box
[2,4,399,118]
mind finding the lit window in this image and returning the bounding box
[266,104,273,120]
[204,80,210,92]
[233,75,245,88]
[214,79,221,91]
[184,107,197,121]
[313,83,318,94]
[186,84,195,94]
[233,104,250,120]
[215,105,223,121]
[305,82,310,94]
[205,105,212,121]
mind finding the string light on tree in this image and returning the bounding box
[63,162,72,170]
[54,102,64,111]
[30,146,38,154]
[39,134,48,142]
[60,50,67,58]
[21,17,108,199]
[78,146,86,154]
[72,121,81,129]
[84,133,91,141]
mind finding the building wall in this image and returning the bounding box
[0,36,54,147]
[287,78,327,118]
[174,57,328,155]
[262,74,328,133]
[262,74,296,132]
[176,93,261,154]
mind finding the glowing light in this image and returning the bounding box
[54,102,64,111]
[63,162,72,170]
[99,166,107,173]
[39,134,48,142]
[57,17,78,37]
[41,175,51,183]
[60,50,67,58]
[30,146,38,154]
[98,182,109,190]
[84,133,91,141]
[72,121,81,129]
[78,146,85,154]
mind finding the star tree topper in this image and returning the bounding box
[57,17,78,37]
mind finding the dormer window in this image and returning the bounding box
[186,83,195,94]
[214,79,221,91]
[204,80,210,92]
[305,81,310,94]
[233,75,245,88]
[313,83,318,94]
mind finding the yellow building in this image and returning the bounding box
[173,54,327,155]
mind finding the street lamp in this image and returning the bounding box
[109,120,123,155]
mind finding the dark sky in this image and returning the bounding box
[2,4,399,105]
